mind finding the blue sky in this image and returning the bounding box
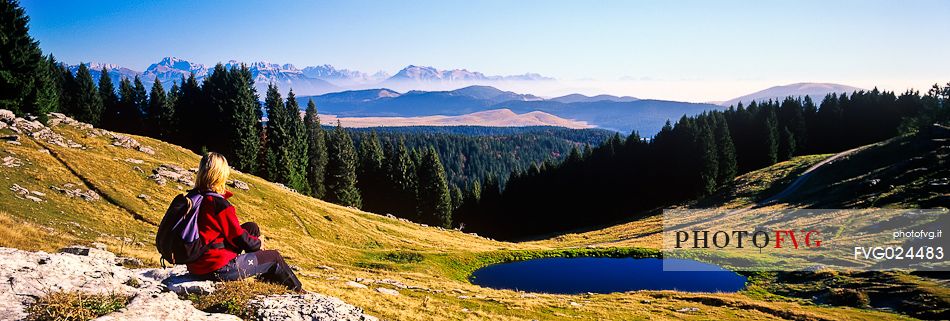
[20,0,950,101]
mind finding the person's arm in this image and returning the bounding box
[218,205,262,253]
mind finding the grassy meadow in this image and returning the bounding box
[0,117,936,320]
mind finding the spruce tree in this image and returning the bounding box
[167,81,180,127]
[116,77,134,132]
[97,67,118,129]
[760,108,779,166]
[779,97,806,153]
[199,65,229,155]
[713,114,737,184]
[416,146,452,228]
[778,126,795,161]
[147,79,175,140]
[30,55,58,123]
[356,132,386,213]
[58,65,76,118]
[325,122,362,208]
[0,0,44,116]
[131,76,148,131]
[227,65,261,174]
[174,74,202,150]
[696,122,718,196]
[304,99,327,198]
[263,84,289,182]
[72,64,104,126]
[386,139,418,218]
[115,75,147,134]
[449,185,463,211]
[283,89,309,194]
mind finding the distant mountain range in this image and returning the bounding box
[717,82,864,107]
[65,58,863,135]
[377,65,553,92]
[303,85,721,135]
[67,57,553,96]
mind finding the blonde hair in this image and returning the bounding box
[195,152,230,193]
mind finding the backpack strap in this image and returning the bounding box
[197,191,228,249]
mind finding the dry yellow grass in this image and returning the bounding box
[0,120,915,320]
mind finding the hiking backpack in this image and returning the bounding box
[155,191,223,265]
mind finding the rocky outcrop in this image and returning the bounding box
[149,164,195,187]
[0,112,85,149]
[0,246,377,321]
[0,246,237,321]
[248,294,379,321]
[50,182,101,201]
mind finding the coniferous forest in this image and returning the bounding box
[458,90,950,239]
[1,0,947,235]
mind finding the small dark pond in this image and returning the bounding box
[469,257,746,294]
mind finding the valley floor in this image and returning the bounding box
[1,112,945,320]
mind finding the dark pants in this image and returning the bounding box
[211,222,302,291]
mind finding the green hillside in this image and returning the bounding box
[0,112,923,320]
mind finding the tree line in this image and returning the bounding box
[456,86,950,239]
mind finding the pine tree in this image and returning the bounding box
[0,0,44,116]
[173,74,202,150]
[696,122,718,195]
[29,55,58,123]
[325,122,362,207]
[167,81,180,127]
[262,84,289,182]
[202,64,260,172]
[779,97,806,153]
[282,89,309,194]
[449,184,463,211]
[356,131,386,212]
[71,64,104,126]
[227,66,262,173]
[97,67,118,129]
[199,64,229,154]
[304,99,327,198]
[147,79,175,140]
[416,146,452,228]
[131,76,148,134]
[386,139,418,218]
[713,114,737,184]
[778,126,795,161]
[761,107,779,166]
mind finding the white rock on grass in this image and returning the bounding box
[248,294,379,321]
[227,179,250,191]
[345,281,368,289]
[375,287,399,296]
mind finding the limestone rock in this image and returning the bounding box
[228,179,250,191]
[375,287,399,296]
[0,109,14,123]
[109,132,155,155]
[248,294,379,321]
[59,245,117,260]
[150,164,195,187]
[50,183,101,201]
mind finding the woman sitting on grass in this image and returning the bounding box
[186,152,302,292]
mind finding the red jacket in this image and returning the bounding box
[186,190,261,275]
